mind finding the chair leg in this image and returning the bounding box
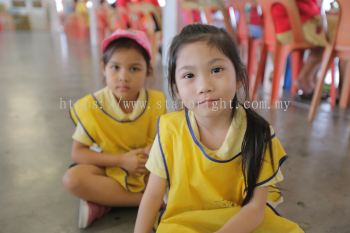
[251,44,267,100]
[247,39,260,93]
[339,61,350,109]
[240,40,249,66]
[291,50,302,96]
[308,47,334,122]
[330,61,336,109]
[271,45,288,106]
[247,38,254,85]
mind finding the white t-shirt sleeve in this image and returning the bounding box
[72,122,94,146]
[145,135,167,179]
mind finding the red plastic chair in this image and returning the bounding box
[217,3,237,43]
[251,0,276,99]
[330,62,336,108]
[253,0,319,105]
[308,0,350,122]
[233,0,249,52]
[231,0,263,91]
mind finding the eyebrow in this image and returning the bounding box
[108,61,143,66]
[208,58,226,65]
[177,65,194,72]
[177,58,226,72]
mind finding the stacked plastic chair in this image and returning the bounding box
[308,0,350,122]
[231,0,263,95]
[253,0,319,105]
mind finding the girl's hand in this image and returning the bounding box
[143,145,152,157]
[119,149,148,176]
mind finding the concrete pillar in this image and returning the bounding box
[88,0,99,46]
[161,0,179,66]
[49,0,63,32]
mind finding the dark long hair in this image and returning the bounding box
[167,24,274,205]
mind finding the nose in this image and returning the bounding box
[197,75,213,94]
[117,68,129,82]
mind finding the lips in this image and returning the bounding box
[116,86,130,91]
[198,99,219,105]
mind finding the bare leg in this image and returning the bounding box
[338,60,348,97]
[298,48,323,94]
[63,164,143,207]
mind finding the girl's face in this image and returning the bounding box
[175,41,237,118]
[103,48,148,102]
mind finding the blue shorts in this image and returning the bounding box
[249,25,263,38]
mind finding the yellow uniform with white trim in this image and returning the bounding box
[70,87,166,193]
[147,106,304,233]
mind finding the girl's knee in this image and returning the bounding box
[62,167,82,192]
[63,165,89,191]
[62,164,105,192]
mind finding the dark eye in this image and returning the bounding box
[211,67,224,74]
[111,65,119,70]
[183,73,194,79]
[130,66,141,72]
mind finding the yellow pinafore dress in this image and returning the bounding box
[155,110,304,233]
[70,89,166,193]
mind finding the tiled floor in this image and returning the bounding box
[0,31,349,233]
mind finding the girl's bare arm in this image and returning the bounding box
[71,140,148,175]
[134,173,167,233]
[215,186,269,233]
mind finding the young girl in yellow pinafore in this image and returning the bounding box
[63,29,166,229]
[134,24,304,233]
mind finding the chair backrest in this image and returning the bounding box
[335,0,350,48]
[258,0,306,45]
